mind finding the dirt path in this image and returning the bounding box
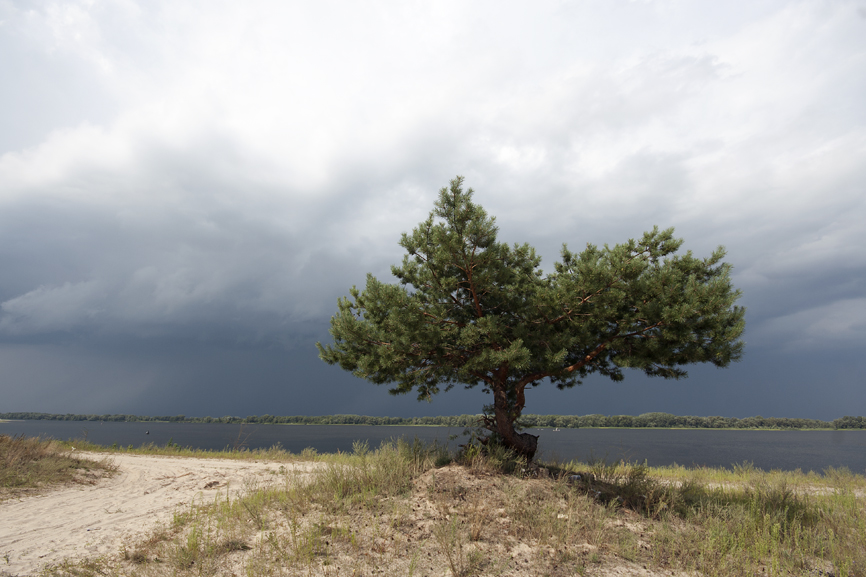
[0,452,318,576]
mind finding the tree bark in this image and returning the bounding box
[491,383,539,461]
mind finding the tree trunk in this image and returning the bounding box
[491,383,539,461]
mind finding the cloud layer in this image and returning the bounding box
[1,0,864,419]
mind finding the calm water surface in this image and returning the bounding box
[2,420,864,474]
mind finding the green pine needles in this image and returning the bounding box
[318,177,745,460]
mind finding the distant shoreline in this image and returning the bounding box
[2,412,864,430]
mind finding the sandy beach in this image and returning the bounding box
[0,452,318,576]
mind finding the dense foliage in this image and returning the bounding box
[318,177,746,459]
[2,412,862,429]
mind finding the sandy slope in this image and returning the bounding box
[0,452,317,576]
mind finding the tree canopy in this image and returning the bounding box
[318,177,745,459]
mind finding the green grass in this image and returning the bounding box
[549,457,866,576]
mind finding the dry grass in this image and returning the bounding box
[0,434,117,499]
[31,439,866,577]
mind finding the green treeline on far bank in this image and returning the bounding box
[2,412,865,430]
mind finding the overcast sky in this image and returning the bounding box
[1,0,864,420]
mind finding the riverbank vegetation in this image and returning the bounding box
[24,438,866,577]
[3,411,865,429]
[0,434,117,499]
[55,437,311,461]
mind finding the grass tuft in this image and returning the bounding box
[0,434,116,498]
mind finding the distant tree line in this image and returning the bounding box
[0,413,191,423]
[2,412,865,430]
[517,413,855,430]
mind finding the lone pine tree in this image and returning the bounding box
[318,177,745,460]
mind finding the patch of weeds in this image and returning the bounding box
[40,557,111,577]
[407,548,421,576]
[643,464,866,577]
[259,515,329,573]
[399,436,452,473]
[172,523,204,570]
[823,465,857,490]
[172,507,194,529]
[239,478,269,530]
[466,493,487,541]
[565,459,672,517]
[504,474,613,557]
[216,538,251,553]
[61,437,302,463]
[731,460,758,478]
[744,478,820,534]
[432,514,469,577]
[0,435,117,497]
[455,437,527,476]
[309,439,433,511]
[122,548,148,564]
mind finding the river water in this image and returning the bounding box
[2,420,864,474]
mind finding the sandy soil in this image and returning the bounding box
[0,452,318,576]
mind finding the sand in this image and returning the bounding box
[0,452,318,576]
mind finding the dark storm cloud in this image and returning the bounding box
[0,0,864,419]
